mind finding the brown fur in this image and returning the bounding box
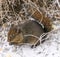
[31,10,53,32]
[8,20,44,46]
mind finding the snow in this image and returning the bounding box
[0,0,60,57]
[0,22,60,57]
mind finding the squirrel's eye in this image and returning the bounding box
[10,35,13,38]
[10,34,15,38]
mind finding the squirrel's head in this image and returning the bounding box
[8,24,24,44]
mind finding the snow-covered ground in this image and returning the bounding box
[0,0,60,57]
[0,21,60,57]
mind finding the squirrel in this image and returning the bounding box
[7,0,54,47]
[8,20,45,47]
